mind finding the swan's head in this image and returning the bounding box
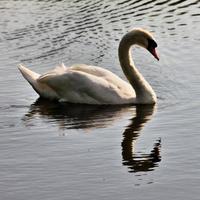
[125,28,159,60]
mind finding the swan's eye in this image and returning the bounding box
[147,39,157,50]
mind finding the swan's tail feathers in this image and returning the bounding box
[18,64,40,84]
[18,64,59,100]
[18,64,42,95]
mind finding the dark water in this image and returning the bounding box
[0,0,200,199]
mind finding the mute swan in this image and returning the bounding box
[18,28,159,105]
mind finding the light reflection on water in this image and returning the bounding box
[0,0,200,199]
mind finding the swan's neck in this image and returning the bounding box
[118,39,157,104]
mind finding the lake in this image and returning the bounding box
[0,0,200,199]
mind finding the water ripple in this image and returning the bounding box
[0,0,199,108]
[0,0,200,198]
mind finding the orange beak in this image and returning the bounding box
[151,48,159,61]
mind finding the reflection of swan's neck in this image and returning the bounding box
[121,105,161,173]
[118,36,156,104]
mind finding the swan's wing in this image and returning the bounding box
[69,64,135,93]
[39,63,67,77]
[38,67,135,104]
[69,64,124,84]
[69,64,114,76]
[40,63,130,90]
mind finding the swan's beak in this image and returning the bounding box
[151,48,159,61]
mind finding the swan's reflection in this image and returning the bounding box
[23,98,161,173]
[23,98,132,129]
[122,105,161,173]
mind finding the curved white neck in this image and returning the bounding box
[118,37,157,104]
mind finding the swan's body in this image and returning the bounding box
[18,28,159,105]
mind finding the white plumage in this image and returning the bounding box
[18,28,159,105]
[19,63,135,104]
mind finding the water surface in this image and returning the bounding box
[0,0,200,199]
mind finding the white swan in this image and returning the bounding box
[18,28,159,105]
